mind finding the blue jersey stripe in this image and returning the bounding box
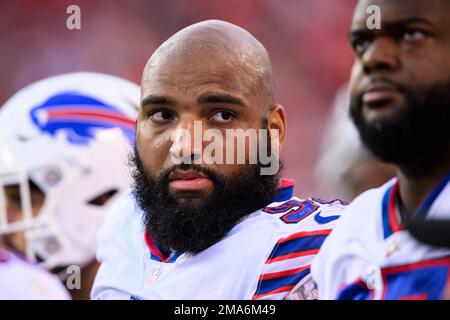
[255,268,310,295]
[382,184,394,239]
[269,234,328,259]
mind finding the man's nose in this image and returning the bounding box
[169,116,203,164]
[362,37,400,75]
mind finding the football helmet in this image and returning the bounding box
[0,72,139,272]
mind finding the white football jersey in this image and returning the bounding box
[91,179,346,300]
[0,248,70,300]
[312,173,450,300]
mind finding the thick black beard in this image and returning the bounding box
[350,80,450,164]
[129,147,280,255]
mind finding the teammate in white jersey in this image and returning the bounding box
[93,181,345,300]
[0,72,139,299]
[92,20,346,300]
[312,0,450,300]
[0,244,70,300]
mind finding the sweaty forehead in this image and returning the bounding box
[352,0,449,29]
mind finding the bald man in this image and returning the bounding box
[91,20,345,300]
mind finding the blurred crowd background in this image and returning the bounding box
[0,0,359,199]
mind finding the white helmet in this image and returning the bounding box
[0,72,139,272]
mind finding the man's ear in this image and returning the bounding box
[266,104,287,152]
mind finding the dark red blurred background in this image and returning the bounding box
[0,0,357,198]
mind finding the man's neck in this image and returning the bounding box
[397,144,450,214]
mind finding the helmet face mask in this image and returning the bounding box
[0,167,51,265]
[0,173,37,243]
[0,72,139,273]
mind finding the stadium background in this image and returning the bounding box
[0,0,357,199]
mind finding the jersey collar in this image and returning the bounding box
[382,181,402,239]
[144,230,181,263]
[382,171,450,239]
[273,178,295,202]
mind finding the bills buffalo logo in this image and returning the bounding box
[30,92,135,145]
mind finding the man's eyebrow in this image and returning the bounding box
[198,92,245,107]
[384,16,434,29]
[348,16,434,38]
[348,29,371,41]
[140,95,176,107]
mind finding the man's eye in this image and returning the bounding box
[403,29,427,42]
[352,38,371,54]
[209,111,235,123]
[150,110,174,123]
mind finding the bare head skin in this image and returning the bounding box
[137,20,286,203]
[142,20,276,113]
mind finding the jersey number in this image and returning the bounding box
[263,200,319,224]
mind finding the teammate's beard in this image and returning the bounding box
[130,133,280,255]
[350,80,450,164]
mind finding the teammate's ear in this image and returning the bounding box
[266,104,287,152]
